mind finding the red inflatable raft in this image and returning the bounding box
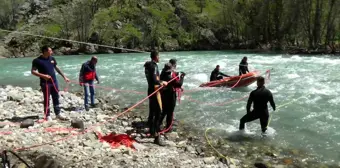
[199,71,259,88]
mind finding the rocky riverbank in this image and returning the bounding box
[0,85,339,168]
[0,85,231,168]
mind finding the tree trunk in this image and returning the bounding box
[324,0,336,46]
[313,0,323,48]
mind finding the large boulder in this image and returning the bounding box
[200,29,218,45]
[162,39,180,51]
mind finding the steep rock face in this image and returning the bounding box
[1,0,338,57]
[0,44,12,58]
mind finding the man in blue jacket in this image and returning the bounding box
[79,56,100,111]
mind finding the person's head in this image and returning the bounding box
[41,45,53,57]
[150,50,159,63]
[169,59,177,68]
[256,76,265,87]
[242,56,248,63]
[164,62,173,72]
[215,65,220,71]
[90,56,98,65]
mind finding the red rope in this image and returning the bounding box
[37,78,60,123]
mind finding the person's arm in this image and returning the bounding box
[246,63,249,73]
[173,72,185,88]
[151,64,167,86]
[246,91,254,113]
[53,58,69,82]
[219,72,230,77]
[31,59,50,80]
[239,65,242,76]
[269,91,276,111]
[95,66,99,83]
[95,73,99,83]
[79,63,85,85]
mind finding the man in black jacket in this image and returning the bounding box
[159,62,185,133]
[239,76,276,133]
[210,65,230,81]
[144,51,167,146]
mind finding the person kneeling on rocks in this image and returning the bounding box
[160,61,185,133]
[31,45,69,121]
[79,56,100,111]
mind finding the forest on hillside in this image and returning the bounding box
[0,0,339,57]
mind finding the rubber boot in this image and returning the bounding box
[154,136,166,146]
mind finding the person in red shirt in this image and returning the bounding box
[79,56,100,111]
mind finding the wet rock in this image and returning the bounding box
[20,119,34,128]
[71,119,84,130]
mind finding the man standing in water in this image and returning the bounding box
[144,51,167,146]
[239,76,276,133]
[31,45,69,121]
[79,56,100,111]
[239,56,249,75]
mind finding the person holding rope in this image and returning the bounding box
[31,45,69,121]
[239,76,276,133]
[210,65,230,81]
[144,51,168,146]
[239,56,249,75]
[159,61,185,133]
[79,56,100,111]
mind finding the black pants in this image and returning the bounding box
[160,91,176,129]
[147,89,162,136]
[239,111,269,133]
[41,82,60,117]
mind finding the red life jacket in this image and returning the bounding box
[84,71,96,81]
[172,71,182,104]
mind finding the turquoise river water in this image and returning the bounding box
[0,51,339,165]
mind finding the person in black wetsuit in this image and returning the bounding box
[144,51,167,146]
[239,76,276,133]
[239,57,249,76]
[210,65,230,81]
[159,62,185,133]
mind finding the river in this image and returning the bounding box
[0,51,339,165]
